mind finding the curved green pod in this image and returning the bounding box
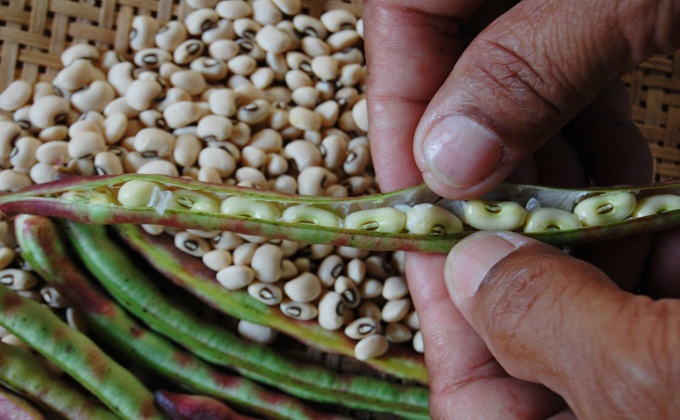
[1,174,680,252]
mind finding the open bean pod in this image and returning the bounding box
[1,174,680,253]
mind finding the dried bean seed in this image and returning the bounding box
[360,278,383,300]
[334,276,360,308]
[0,269,38,290]
[280,300,317,321]
[250,243,283,283]
[216,265,255,290]
[237,320,278,345]
[0,80,32,112]
[413,331,424,353]
[155,21,188,51]
[283,272,322,303]
[354,334,388,361]
[247,282,283,306]
[174,231,211,257]
[385,323,413,344]
[216,0,252,19]
[345,317,380,340]
[382,298,411,323]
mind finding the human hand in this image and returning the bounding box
[363,0,680,417]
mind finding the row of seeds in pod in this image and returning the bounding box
[0,2,423,360]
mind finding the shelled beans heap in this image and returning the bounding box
[0,1,424,361]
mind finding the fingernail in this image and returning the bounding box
[446,232,527,297]
[424,116,503,187]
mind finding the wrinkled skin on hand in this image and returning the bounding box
[364,0,680,418]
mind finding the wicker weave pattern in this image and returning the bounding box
[1,0,678,181]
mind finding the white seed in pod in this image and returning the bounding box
[288,106,322,131]
[317,291,345,331]
[155,21,188,52]
[0,80,32,112]
[316,254,343,287]
[216,0,252,19]
[68,131,107,159]
[202,249,232,271]
[250,244,283,283]
[212,231,244,251]
[463,200,528,231]
[345,317,380,340]
[117,180,164,208]
[359,278,383,300]
[174,231,211,257]
[197,115,233,142]
[413,330,424,353]
[354,334,389,361]
[633,194,680,217]
[283,272,322,303]
[382,275,409,301]
[385,323,413,344]
[248,282,283,306]
[382,298,411,323]
[344,207,406,233]
[29,95,69,129]
[237,320,278,345]
[334,276,360,308]
[523,207,582,233]
[280,300,317,321]
[10,136,41,169]
[216,265,255,291]
[573,192,637,226]
[0,269,39,291]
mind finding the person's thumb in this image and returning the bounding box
[446,231,680,419]
[413,0,680,199]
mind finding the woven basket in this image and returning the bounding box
[1,0,679,182]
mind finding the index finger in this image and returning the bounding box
[363,0,483,191]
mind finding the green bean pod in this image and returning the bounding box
[15,214,350,420]
[112,222,429,384]
[154,390,261,420]
[0,284,166,420]
[0,342,118,419]
[63,221,429,418]
[2,174,680,252]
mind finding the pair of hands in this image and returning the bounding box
[363,1,680,418]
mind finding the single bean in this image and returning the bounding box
[463,199,527,231]
[523,207,582,233]
[574,192,636,226]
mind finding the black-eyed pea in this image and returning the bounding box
[93,151,124,176]
[197,115,233,143]
[9,136,40,169]
[283,272,322,303]
[291,86,320,108]
[155,88,192,113]
[292,14,326,38]
[233,17,261,40]
[268,103,289,130]
[61,43,99,67]
[332,47,364,66]
[0,268,39,290]
[350,97,368,133]
[254,26,289,55]
[207,88,239,117]
[155,21,188,51]
[334,275,360,308]
[35,141,69,165]
[133,48,172,70]
[71,80,116,113]
[68,131,106,160]
[354,334,389,361]
[264,153,290,177]
[240,145,266,168]
[67,157,96,176]
[292,257,311,274]
[321,9,358,33]
[343,144,370,176]
[212,231,244,251]
[227,54,257,76]
[169,70,207,96]
[198,166,222,183]
[202,19,235,44]
[107,62,136,96]
[318,291,345,330]
[250,67,276,90]
[297,166,336,196]
[41,285,69,309]
[382,275,408,301]
[265,51,289,81]
[173,39,205,65]
[325,184,348,198]
[249,128,283,153]
[248,282,283,306]
[136,159,179,177]
[413,330,424,353]
[216,0,252,20]
[235,167,268,188]
[198,147,236,178]
[385,323,413,344]
[0,122,22,157]
[139,110,167,130]
[391,251,406,275]
[202,249,233,272]
[184,8,219,35]
[252,0,282,24]
[404,311,420,331]
[339,63,365,88]
[0,247,15,271]
[346,258,366,284]
[208,39,240,61]
[29,95,69,129]
[53,59,96,92]
[359,278,383,300]
[280,259,299,280]
[31,82,60,102]
[103,97,140,119]
[102,113,128,144]
[237,320,278,345]
[327,29,360,52]
[314,100,340,128]
[172,134,200,168]
[311,55,338,81]
[100,50,125,71]
[317,254,345,288]
[236,99,270,125]
[125,79,163,111]
[217,265,255,291]
[285,69,313,90]
[300,36,330,57]
[238,234,268,244]
[365,254,395,279]
[335,86,360,110]
[0,222,12,248]
[382,298,411,323]
[130,15,160,51]
[65,307,88,334]
[289,106,322,131]
[164,101,209,129]
[316,81,336,103]
[344,317,380,340]
[174,231,211,258]
[336,245,369,260]
[574,192,637,226]
[270,0,301,14]
[231,242,259,266]
[0,80,32,112]
[308,244,334,260]
[13,105,32,131]
[280,300,317,321]
[272,174,296,194]
[190,57,228,83]
[283,140,322,172]
[250,243,283,283]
